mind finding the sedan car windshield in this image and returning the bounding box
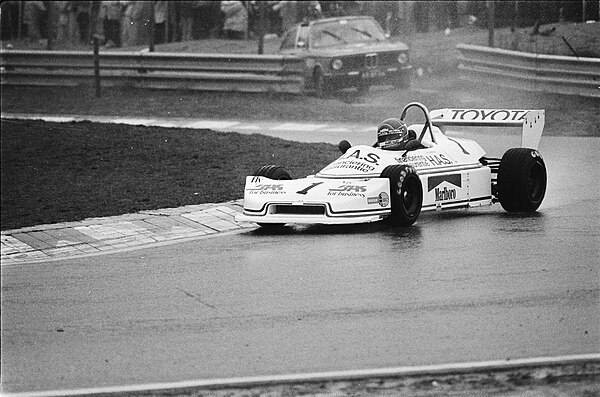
[310,18,386,49]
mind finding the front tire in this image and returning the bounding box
[381,165,422,226]
[497,148,547,212]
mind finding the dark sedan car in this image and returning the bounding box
[279,16,412,96]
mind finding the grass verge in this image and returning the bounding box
[0,119,338,230]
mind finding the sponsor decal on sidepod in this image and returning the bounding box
[428,174,461,202]
[247,184,285,195]
[367,192,390,207]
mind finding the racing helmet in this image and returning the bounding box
[377,118,408,150]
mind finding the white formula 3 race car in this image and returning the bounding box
[236,102,547,227]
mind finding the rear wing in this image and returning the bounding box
[429,108,545,149]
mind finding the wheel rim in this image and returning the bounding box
[402,177,420,216]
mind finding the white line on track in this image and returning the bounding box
[3,353,598,397]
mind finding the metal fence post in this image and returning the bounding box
[487,0,495,48]
[150,1,155,52]
[258,1,267,55]
[93,36,101,98]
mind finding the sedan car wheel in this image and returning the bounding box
[313,68,329,98]
[394,72,411,89]
[357,81,370,96]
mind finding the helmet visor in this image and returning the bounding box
[378,127,407,142]
[379,131,403,142]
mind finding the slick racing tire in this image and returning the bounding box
[254,165,292,180]
[253,165,291,229]
[381,165,422,226]
[497,148,547,212]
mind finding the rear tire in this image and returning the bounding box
[497,148,547,212]
[254,165,292,180]
[381,165,422,226]
[253,165,291,228]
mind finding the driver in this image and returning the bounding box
[377,118,410,150]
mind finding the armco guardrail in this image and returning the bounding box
[0,50,305,93]
[2,354,597,396]
[457,43,600,98]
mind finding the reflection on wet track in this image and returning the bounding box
[1,136,598,393]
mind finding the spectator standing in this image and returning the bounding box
[267,1,283,35]
[56,1,72,42]
[309,1,323,20]
[91,0,103,40]
[277,1,299,34]
[395,1,415,35]
[321,1,344,17]
[102,1,123,47]
[24,1,46,42]
[167,1,181,42]
[129,1,152,46]
[120,1,135,46]
[298,1,322,22]
[341,1,361,16]
[220,1,248,39]
[413,1,430,33]
[371,1,397,36]
[73,1,91,43]
[153,1,167,44]
[192,1,216,39]
[0,1,20,40]
[180,1,194,41]
[268,1,298,36]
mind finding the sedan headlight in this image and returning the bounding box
[331,59,343,70]
[397,52,409,64]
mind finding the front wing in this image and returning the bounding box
[235,176,391,225]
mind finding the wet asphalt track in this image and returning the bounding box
[1,133,599,393]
